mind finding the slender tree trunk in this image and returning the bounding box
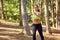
[51,0,56,28]
[44,0,52,34]
[56,0,58,29]
[31,0,34,15]
[21,0,31,35]
[1,0,5,19]
[19,0,23,27]
[38,0,41,13]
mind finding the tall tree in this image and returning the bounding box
[44,0,52,34]
[56,0,58,29]
[21,0,31,35]
[0,0,5,19]
[19,0,23,27]
[38,0,41,13]
[31,0,34,15]
[51,0,56,28]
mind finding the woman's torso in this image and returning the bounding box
[31,14,41,24]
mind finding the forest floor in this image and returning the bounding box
[0,20,60,40]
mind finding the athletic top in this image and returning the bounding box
[31,14,40,20]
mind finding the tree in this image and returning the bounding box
[21,0,31,35]
[0,0,5,19]
[51,0,56,28]
[19,0,23,27]
[44,0,52,34]
[56,0,58,29]
[38,0,41,13]
[31,0,34,15]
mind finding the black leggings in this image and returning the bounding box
[32,23,44,40]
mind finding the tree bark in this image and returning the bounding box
[56,0,58,29]
[31,0,34,14]
[21,0,31,35]
[19,0,23,27]
[44,0,52,34]
[1,0,5,19]
[51,0,56,28]
[38,0,41,13]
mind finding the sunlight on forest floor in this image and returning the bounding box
[0,20,60,40]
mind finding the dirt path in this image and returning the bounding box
[0,20,60,40]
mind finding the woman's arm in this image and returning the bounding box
[34,9,41,15]
[34,9,42,18]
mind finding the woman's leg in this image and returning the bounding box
[37,24,44,40]
[32,24,37,40]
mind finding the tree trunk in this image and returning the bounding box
[19,0,23,27]
[31,0,34,14]
[56,0,58,29]
[38,0,41,13]
[1,0,5,19]
[51,0,56,28]
[21,0,31,35]
[44,0,52,34]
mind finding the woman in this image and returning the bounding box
[31,5,44,40]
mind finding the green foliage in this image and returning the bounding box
[0,0,45,25]
[3,0,19,22]
[0,0,49,25]
[26,0,32,23]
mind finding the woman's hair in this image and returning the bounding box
[34,5,38,8]
[34,5,40,12]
